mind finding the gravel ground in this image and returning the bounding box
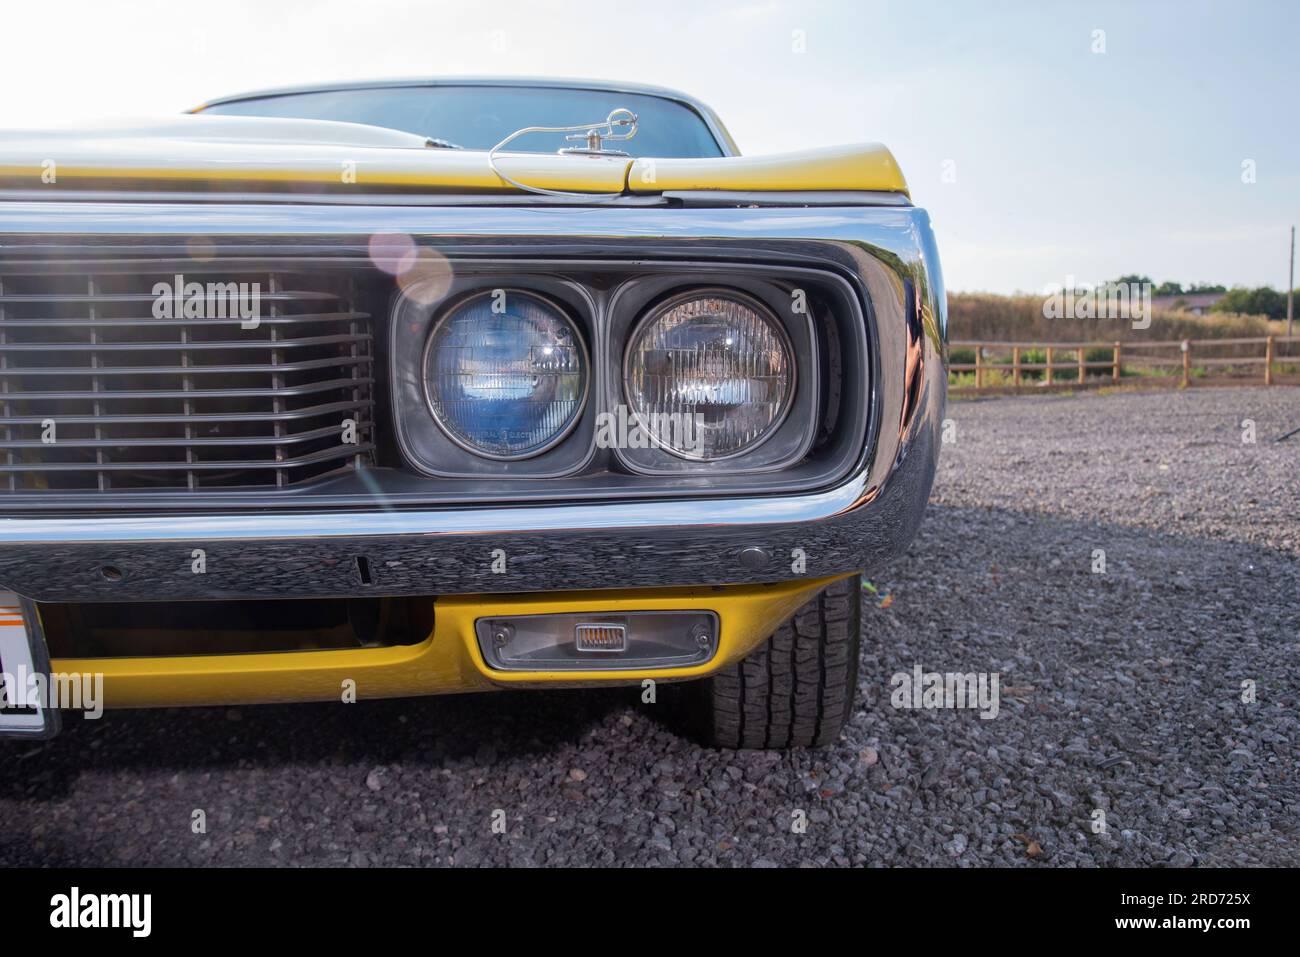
[1,386,1296,867]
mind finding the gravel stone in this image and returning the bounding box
[1,387,1296,866]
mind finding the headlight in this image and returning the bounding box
[423,290,587,459]
[624,290,795,460]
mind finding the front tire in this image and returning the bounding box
[689,575,861,748]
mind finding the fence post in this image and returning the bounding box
[1045,346,1054,385]
[1181,340,1190,388]
[1013,346,1021,387]
[1113,341,1122,383]
[1265,335,1275,386]
[975,347,983,389]
[1077,347,1085,384]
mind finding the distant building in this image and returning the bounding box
[1152,292,1225,316]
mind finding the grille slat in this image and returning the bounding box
[0,332,373,351]
[0,444,373,472]
[0,260,376,492]
[0,275,14,491]
[0,290,340,304]
[181,320,195,490]
[0,399,368,425]
[0,311,368,328]
[0,356,373,376]
[0,423,366,449]
[88,276,108,491]
[0,377,377,401]
[270,273,286,488]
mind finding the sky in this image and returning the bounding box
[2,0,1296,294]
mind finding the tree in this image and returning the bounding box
[1154,281,1184,296]
[1212,286,1286,318]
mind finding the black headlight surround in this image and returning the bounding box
[420,287,591,462]
[607,276,820,476]
[622,286,798,462]
[392,275,599,479]
[386,256,871,501]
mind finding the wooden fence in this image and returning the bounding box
[949,335,1300,392]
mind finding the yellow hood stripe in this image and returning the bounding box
[0,131,907,197]
[0,146,633,194]
[629,142,908,196]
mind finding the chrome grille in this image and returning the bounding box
[0,260,374,491]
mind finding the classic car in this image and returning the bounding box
[0,77,946,748]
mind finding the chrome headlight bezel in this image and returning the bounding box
[390,274,600,480]
[420,288,590,462]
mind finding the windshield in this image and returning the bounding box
[201,85,725,157]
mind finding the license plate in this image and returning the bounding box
[0,591,60,738]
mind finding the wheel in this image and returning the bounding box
[688,575,861,748]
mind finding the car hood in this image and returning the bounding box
[0,114,909,199]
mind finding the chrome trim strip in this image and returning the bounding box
[0,189,672,208]
[662,190,911,207]
[0,471,870,544]
[0,200,919,238]
[0,189,907,209]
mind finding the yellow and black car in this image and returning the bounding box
[0,77,946,748]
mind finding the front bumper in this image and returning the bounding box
[0,423,937,601]
[0,201,947,603]
[46,577,844,707]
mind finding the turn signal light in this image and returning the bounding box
[476,611,717,671]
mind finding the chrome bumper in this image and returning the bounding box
[0,200,947,602]
[0,426,937,601]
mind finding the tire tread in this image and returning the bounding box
[695,576,861,749]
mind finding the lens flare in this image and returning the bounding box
[396,247,454,306]
[367,232,417,275]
